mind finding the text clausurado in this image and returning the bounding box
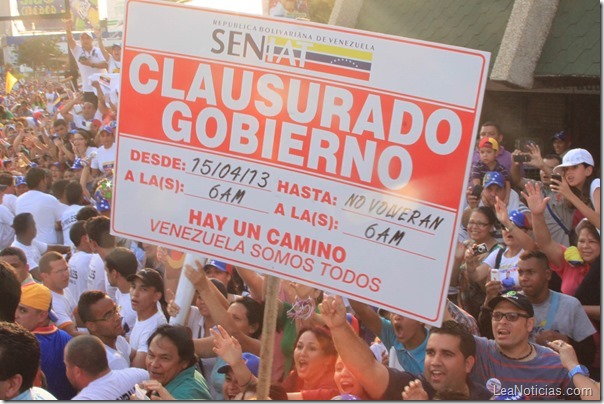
[128,53,465,191]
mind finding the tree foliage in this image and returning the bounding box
[13,36,64,72]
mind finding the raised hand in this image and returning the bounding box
[211,325,243,366]
[521,181,549,215]
[319,295,347,329]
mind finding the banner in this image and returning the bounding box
[113,0,490,325]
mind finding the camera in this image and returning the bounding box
[513,154,531,163]
[472,243,488,255]
[471,184,483,198]
[514,137,543,153]
[551,174,562,182]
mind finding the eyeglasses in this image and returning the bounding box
[90,306,121,322]
[468,221,490,228]
[492,311,530,322]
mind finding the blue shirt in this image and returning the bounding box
[33,325,76,400]
[379,317,429,375]
[165,365,211,400]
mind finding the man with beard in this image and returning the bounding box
[78,290,135,370]
[319,295,491,400]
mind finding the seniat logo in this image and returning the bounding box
[211,29,373,81]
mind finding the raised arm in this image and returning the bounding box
[551,176,600,230]
[348,299,383,337]
[522,181,564,267]
[320,295,390,400]
[494,196,537,251]
[94,26,110,61]
[65,18,76,51]
[185,264,260,355]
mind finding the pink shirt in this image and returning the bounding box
[550,245,589,296]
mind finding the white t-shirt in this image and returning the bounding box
[72,109,103,131]
[91,142,117,175]
[106,335,132,370]
[483,247,523,270]
[3,193,16,215]
[590,178,600,208]
[12,239,47,270]
[87,253,107,293]
[70,44,108,93]
[68,250,93,303]
[51,289,77,329]
[130,310,168,353]
[108,55,121,74]
[116,289,137,337]
[0,204,14,250]
[16,190,66,244]
[72,368,149,400]
[61,204,85,248]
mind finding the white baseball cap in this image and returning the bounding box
[554,148,594,172]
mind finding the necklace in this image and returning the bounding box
[498,343,533,361]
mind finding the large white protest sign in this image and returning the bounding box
[113,0,490,325]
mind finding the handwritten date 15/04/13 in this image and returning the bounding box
[191,158,270,188]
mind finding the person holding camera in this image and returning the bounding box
[452,206,502,318]
[461,199,537,318]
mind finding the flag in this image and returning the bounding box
[5,72,18,94]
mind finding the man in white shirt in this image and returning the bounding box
[0,172,17,215]
[128,268,168,368]
[11,212,70,280]
[91,125,116,178]
[78,291,134,370]
[65,335,148,400]
[105,246,139,336]
[39,251,83,337]
[67,221,93,303]
[15,167,66,244]
[61,182,86,249]
[65,20,107,106]
[85,216,117,300]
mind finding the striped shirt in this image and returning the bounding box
[470,337,574,399]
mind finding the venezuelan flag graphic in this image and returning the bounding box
[266,37,373,81]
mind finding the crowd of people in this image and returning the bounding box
[0,15,601,402]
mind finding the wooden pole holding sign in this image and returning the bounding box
[256,275,280,400]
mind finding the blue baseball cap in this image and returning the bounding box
[204,259,228,273]
[14,176,26,187]
[217,352,259,377]
[483,171,505,189]
[509,210,530,230]
[551,130,570,141]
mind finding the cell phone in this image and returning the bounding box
[551,174,562,182]
[490,269,499,282]
[513,154,531,163]
[471,184,483,198]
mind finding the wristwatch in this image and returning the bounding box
[568,364,589,379]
